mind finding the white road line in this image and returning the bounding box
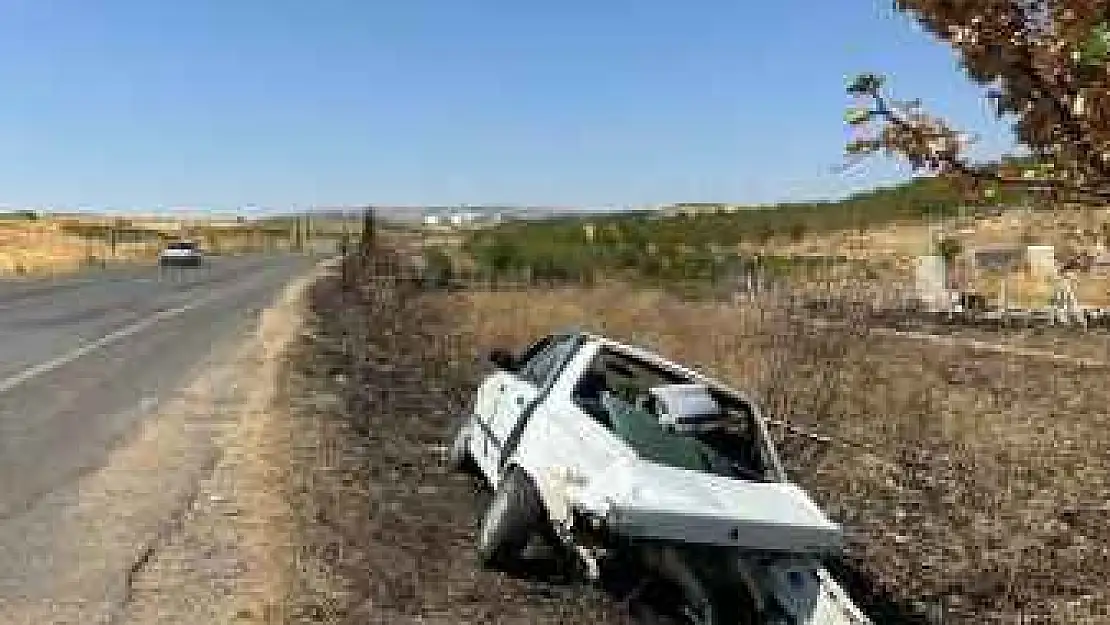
[0,289,228,395]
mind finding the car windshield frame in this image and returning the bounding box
[572,346,771,482]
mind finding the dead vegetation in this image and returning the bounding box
[0,215,340,277]
[0,220,160,276]
[445,284,1110,624]
[279,251,630,625]
[278,244,1108,624]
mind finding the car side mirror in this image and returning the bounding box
[486,348,517,372]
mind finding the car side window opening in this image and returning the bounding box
[536,337,580,388]
[518,345,558,386]
[571,348,767,481]
[514,336,553,373]
[572,365,611,426]
[517,335,576,388]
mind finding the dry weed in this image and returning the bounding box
[447,283,1110,625]
[0,221,160,276]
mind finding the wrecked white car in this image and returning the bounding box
[447,329,873,625]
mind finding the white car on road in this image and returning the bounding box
[448,329,874,625]
[158,240,204,267]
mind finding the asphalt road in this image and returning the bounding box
[0,254,321,622]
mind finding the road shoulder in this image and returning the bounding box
[111,261,337,625]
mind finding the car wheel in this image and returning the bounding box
[622,545,729,625]
[634,577,722,625]
[475,467,543,570]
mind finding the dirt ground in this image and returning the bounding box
[439,285,1110,624]
[238,247,1108,624]
[108,263,334,625]
[279,251,633,625]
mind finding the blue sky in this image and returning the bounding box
[0,1,1015,212]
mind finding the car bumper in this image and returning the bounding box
[159,256,203,266]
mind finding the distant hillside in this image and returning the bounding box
[290,205,656,225]
[469,173,1023,249]
[448,173,1043,290]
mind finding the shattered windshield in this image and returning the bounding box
[574,349,768,481]
[599,391,766,481]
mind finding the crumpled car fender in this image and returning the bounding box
[528,464,595,527]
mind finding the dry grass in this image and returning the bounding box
[0,215,317,277]
[0,220,161,276]
[279,253,629,625]
[444,284,1110,624]
[261,233,1107,623]
[447,284,786,391]
[764,222,934,259]
[751,206,1110,308]
[965,269,1110,308]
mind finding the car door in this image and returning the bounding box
[511,345,639,519]
[471,368,515,477]
[483,334,580,482]
[471,335,556,478]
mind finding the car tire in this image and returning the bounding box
[475,467,543,570]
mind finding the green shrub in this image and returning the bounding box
[459,174,1028,290]
[421,247,455,288]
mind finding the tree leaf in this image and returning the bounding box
[844,107,873,125]
[1078,21,1110,66]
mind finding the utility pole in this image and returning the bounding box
[340,209,352,288]
[361,205,377,252]
[340,211,350,256]
[303,211,311,252]
[109,220,118,259]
